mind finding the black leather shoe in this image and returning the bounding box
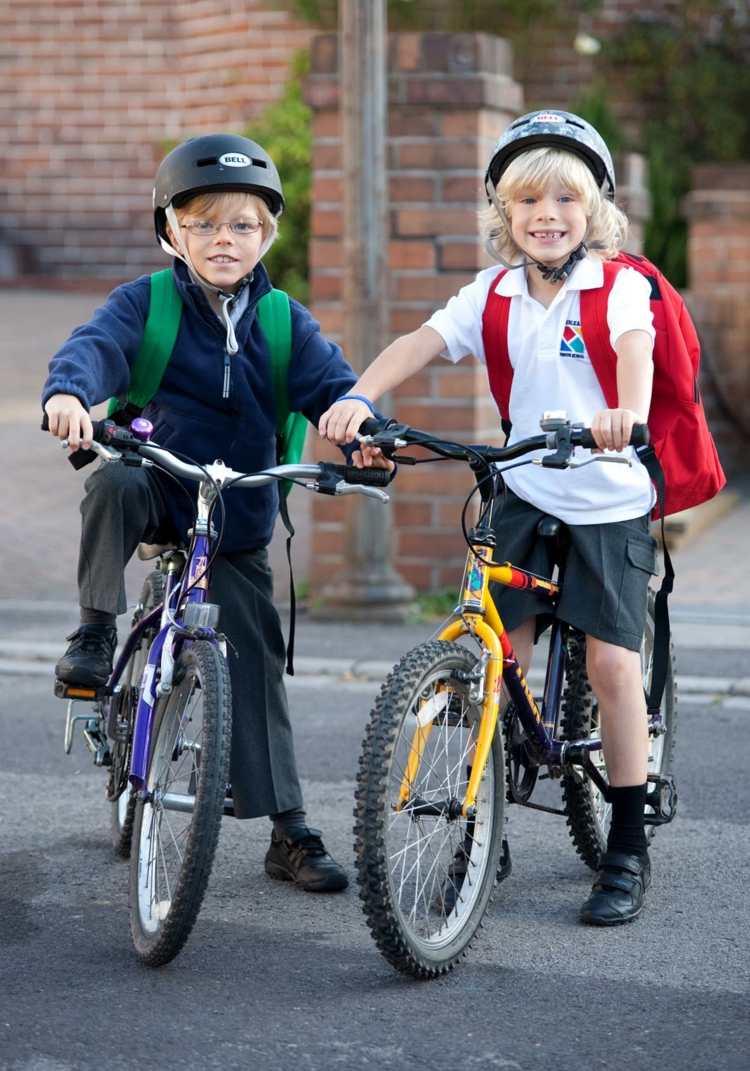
[265,827,348,893]
[580,850,651,926]
[436,835,512,915]
[55,625,118,688]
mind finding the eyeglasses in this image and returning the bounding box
[181,219,262,238]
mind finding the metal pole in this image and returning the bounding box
[319,0,414,618]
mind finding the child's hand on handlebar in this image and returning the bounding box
[319,398,373,444]
[351,442,395,473]
[44,394,94,451]
[590,408,645,453]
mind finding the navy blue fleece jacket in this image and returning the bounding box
[42,260,357,552]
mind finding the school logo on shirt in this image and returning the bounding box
[560,319,586,359]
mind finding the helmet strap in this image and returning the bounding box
[535,241,587,282]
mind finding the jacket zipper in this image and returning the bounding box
[222,351,231,399]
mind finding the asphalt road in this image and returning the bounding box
[1,660,748,1071]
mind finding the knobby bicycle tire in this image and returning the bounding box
[560,593,678,870]
[110,569,165,859]
[355,641,505,979]
[128,639,231,967]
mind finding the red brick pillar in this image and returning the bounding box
[307,33,522,597]
[684,165,750,475]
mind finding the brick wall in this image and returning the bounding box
[306,32,654,599]
[0,1,312,282]
[684,165,750,475]
[306,32,521,596]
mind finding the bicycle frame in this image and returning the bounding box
[430,538,560,814]
[110,477,220,792]
[401,527,669,816]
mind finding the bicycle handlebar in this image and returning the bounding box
[42,415,391,498]
[357,415,649,467]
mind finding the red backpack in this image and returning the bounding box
[482,252,727,715]
[481,251,726,519]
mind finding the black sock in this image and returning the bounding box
[606,783,648,858]
[80,608,117,628]
[270,808,307,839]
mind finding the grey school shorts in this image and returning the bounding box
[488,489,657,652]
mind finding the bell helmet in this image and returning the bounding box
[485,110,616,201]
[153,133,284,246]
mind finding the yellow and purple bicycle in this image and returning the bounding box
[354,415,677,978]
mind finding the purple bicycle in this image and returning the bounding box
[53,417,390,967]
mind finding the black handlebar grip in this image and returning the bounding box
[576,423,650,450]
[342,465,392,487]
[41,412,112,443]
[629,423,650,448]
[358,416,397,437]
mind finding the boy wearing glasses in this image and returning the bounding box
[41,134,377,893]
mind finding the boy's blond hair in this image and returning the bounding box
[480,147,628,264]
[173,190,278,257]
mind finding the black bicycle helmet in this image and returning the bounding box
[153,133,284,245]
[485,109,616,200]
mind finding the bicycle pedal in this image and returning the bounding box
[62,697,110,766]
[644,774,678,825]
[55,679,109,701]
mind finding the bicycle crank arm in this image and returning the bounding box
[150,791,233,815]
[399,796,472,820]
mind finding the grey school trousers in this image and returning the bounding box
[77,461,304,820]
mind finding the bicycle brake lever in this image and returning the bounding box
[334,483,389,502]
[566,455,632,469]
[62,439,121,462]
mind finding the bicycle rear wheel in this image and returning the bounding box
[128,639,231,967]
[109,569,164,858]
[355,641,505,979]
[561,592,677,869]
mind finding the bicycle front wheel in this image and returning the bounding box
[129,640,231,967]
[355,641,505,979]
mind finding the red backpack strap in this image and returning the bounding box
[579,260,621,409]
[481,269,513,422]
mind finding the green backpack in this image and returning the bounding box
[107,268,307,497]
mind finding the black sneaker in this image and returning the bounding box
[436,835,512,915]
[55,625,117,688]
[580,850,651,926]
[264,827,348,893]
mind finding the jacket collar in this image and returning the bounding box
[171,258,273,320]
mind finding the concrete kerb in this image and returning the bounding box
[2,631,749,697]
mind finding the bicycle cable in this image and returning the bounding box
[142,444,227,610]
[459,459,537,566]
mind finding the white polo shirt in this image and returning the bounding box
[424,256,656,524]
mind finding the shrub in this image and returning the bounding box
[245,52,312,302]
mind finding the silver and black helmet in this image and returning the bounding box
[485,109,616,200]
[153,133,284,246]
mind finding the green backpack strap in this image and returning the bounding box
[107,268,183,417]
[256,288,308,481]
[256,286,306,676]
